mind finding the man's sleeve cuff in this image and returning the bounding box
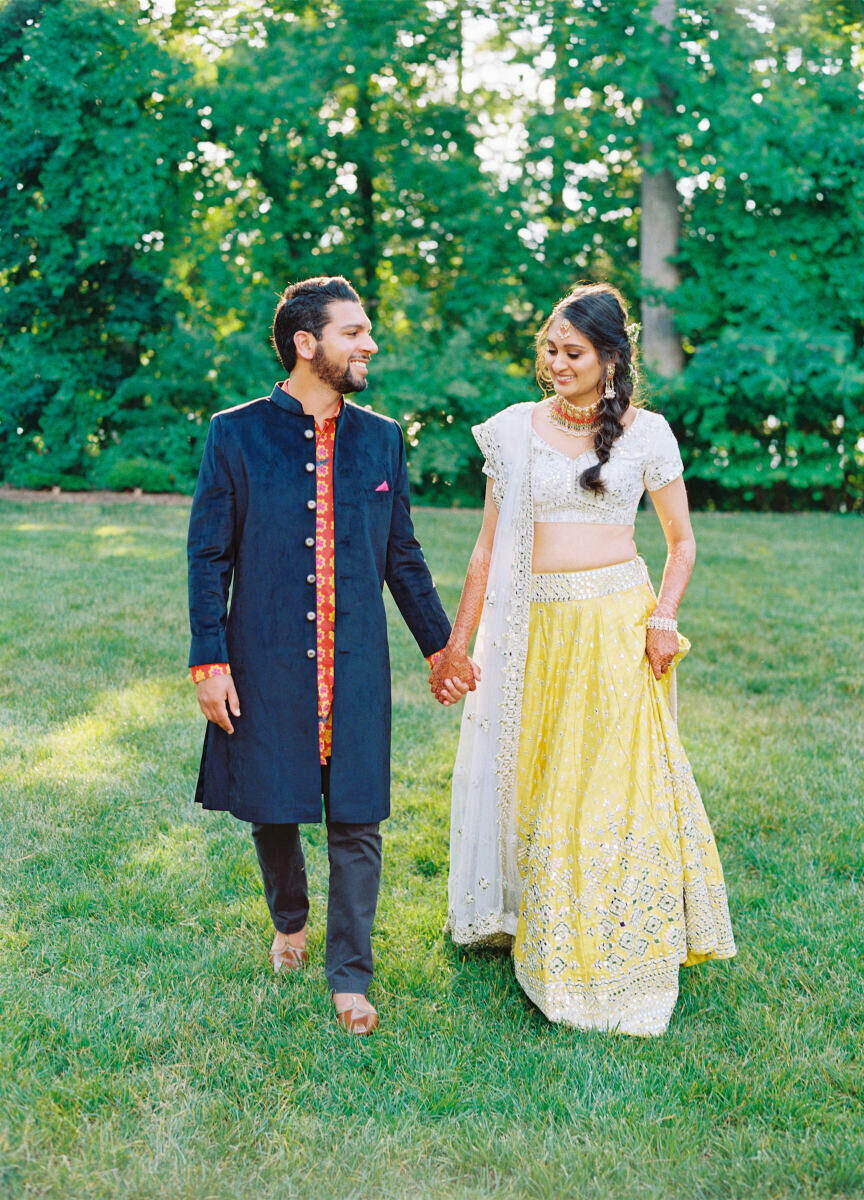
[190,663,231,683]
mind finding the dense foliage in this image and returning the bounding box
[1,0,862,507]
[0,0,209,491]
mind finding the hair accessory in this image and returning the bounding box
[626,321,641,344]
[558,318,572,336]
[646,615,678,632]
[603,365,615,400]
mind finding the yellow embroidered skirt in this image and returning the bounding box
[512,557,736,1036]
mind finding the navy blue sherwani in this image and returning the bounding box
[187,384,451,825]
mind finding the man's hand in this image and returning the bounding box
[196,675,241,733]
[430,647,481,706]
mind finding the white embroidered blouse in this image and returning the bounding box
[481,407,684,522]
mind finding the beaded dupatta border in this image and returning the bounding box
[447,403,536,947]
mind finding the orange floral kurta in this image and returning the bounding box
[314,407,338,762]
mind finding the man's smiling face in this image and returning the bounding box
[311,300,378,394]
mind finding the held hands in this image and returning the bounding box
[645,627,679,680]
[196,675,241,733]
[430,646,481,706]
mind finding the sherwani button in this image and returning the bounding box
[307,574,316,584]
[306,500,316,510]
[306,649,316,659]
[304,429,314,439]
[305,462,315,472]
[305,537,315,547]
[306,611,315,621]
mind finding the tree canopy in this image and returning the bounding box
[1,0,862,508]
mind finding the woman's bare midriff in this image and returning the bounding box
[532,522,637,573]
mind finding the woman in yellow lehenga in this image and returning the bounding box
[431,283,735,1036]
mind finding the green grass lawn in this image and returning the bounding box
[1,496,863,1200]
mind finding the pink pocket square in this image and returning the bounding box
[375,480,390,492]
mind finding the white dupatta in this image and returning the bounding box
[446,402,536,947]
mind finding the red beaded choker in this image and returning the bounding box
[549,396,603,437]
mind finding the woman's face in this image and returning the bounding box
[545,321,604,406]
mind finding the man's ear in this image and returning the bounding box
[293,329,317,363]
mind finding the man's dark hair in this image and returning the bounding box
[272,276,361,372]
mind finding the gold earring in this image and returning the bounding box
[603,366,615,400]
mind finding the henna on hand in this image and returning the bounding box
[645,627,679,680]
[430,647,475,704]
[431,479,496,706]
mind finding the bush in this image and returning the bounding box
[93,456,177,493]
[654,330,864,512]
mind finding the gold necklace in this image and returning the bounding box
[548,396,603,437]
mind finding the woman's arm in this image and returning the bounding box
[646,475,696,680]
[430,478,499,705]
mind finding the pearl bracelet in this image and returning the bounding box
[646,614,678,632]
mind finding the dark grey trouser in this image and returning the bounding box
[250,763,382,994]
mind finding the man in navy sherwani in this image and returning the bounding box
[187,276,464,1034]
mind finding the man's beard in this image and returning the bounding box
[311,344,368,395]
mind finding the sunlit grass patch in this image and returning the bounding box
[1,496,862,1199]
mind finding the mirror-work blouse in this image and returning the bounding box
[482,408,684,525]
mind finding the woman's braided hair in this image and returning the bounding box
[534,282,640,495]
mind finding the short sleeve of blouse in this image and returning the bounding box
[472,419,507,507]
[643,414,684,491]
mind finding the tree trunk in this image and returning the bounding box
[548,0,569,232]
[456,0,465,103]
[640,0,683,377]
[355,77,379,316]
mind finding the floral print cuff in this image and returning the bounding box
[190,663,231,683]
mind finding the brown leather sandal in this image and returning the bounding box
[332,992,379,1035]
[269,936,309,974]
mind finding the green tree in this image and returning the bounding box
[485,0,864,509]
[661,0,864,509]
[188,1,514,324]
[481,0,684,334]
[164,0,532,500]
[0,0,207,490]
[2,0,861,507]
